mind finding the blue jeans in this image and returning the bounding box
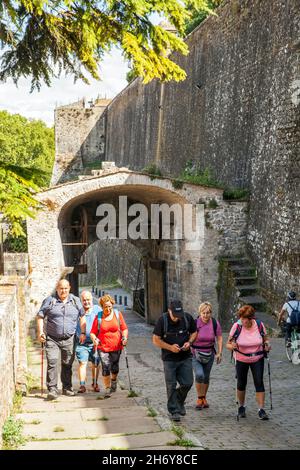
[192,353,215,384]
[163,358,193,415]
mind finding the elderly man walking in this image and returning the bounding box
[37,279,83,400]
[76,290,102,393]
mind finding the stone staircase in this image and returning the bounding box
[223,257,278,332]
[15,343,186,450]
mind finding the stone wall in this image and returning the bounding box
[52,98,110,185]
[79,239,144,291]
[0,277,28,446]
[102,0,299,299]
[4,253,28,277]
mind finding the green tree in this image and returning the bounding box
[0,1,215,91]
[0,111,54,236]
[185,0,221,35]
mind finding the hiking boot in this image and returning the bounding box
[179,404,186,416]
[195,398,203,410]
[110,379,117,393]
[286,340,292,347]
[202,397,209,408]
[258,409,269,420]
[104,387,111,398]
[238,405,246,418]
[77,385,86,394]
[93,383,100,392]
[169,413,181,422]
[62,388,75,397]
[47,389,58,400]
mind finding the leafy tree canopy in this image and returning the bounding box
[185,0,221,35]
[0,111,54,236]
[0,1,215,91]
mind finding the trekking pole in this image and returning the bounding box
[41,342,44,397]
[123,346,132,391]
[234,357,239,422]
[265,352,273,410]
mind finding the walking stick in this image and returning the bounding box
[41,343,44,397]
[234,357,239,422]
[123,347,132,391]
[265,352,273,410]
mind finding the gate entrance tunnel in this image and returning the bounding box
[58,186,187,324]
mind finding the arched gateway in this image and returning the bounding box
[27,167,247,324]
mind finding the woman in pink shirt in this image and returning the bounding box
[226,305,271,420]
[191,302,223,410]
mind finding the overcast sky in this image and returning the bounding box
[0,47,129,127]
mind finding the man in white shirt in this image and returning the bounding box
[278,291,299,345]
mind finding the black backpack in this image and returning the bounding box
[162,312,190,339]
[288,302,300,327]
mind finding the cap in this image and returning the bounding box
[287,291,296,300]
[170,300,184,318]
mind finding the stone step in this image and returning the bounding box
[237,285,260,296]
[239,295,267,311]
[231,266,257,276]
[224,257,250,266]
[20,413,161,440]
[20,430,177,450]
[234,276,258,285]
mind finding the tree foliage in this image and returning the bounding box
[185,0,221,35]
[0,111,54,236]
[0,1,215,90]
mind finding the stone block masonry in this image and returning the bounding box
[102,0,299,302]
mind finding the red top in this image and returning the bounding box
[90,310,128,352]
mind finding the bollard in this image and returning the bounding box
[124,296,128,306]
[119,296,122,305]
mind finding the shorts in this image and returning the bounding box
[75,342,98,365]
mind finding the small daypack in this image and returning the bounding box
[162,312,190,339]
[232,318,265,342]
[230,318,265,359]
[96,309,121,336]
[288,302,300,327]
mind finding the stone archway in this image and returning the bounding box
[27,168,247,323]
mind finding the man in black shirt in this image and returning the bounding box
[153,300,197,422]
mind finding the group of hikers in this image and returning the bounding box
[37,280,298,424]
[37,279,128,400]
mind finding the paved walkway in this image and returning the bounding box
[117,310,300,450]
[18,310,300,450]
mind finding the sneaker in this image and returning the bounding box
[238,405,246,418]
[47,389,58,400]
[169,413,181,422]
[258,409,269,420]
[286,340,291,347]
[77,385,86,394]
[110,379,117,393]
[93,383,100,392]
[62,389,75,397]
[104,387,111,398]
[202,397,209,408]
[195,398,203,410]
[179,404,186,416]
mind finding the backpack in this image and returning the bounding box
[46,294,82,315]
[162,312,190,339]
[230,318,265,360]
[96,309,121,336]
[192,317,218,352]
[232,318,265,342]
[288,301,300,327]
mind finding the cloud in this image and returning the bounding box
[0,48,129,126]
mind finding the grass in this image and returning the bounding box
[26,371,40,393]
[167,425,196,448]
[147,407,157,417]
[180,163,223,188]
[172,179,184,189]
[12,391,23,414]
[87,417,109,421]
[53,426,65,433]
[207,198,218,209]
[2,416,26,450]
[127,390,139,398]
[223,188,249,201]
[25,420,41,425]
[142,163,162,179]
